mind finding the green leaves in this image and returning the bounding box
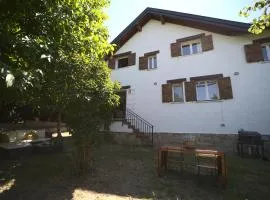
[0,0,119,127]
[240,0,270,34]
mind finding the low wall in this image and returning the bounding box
[2,129,46,142]
[104,132,151,146]
[105,132,270,156]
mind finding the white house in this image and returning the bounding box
[107,8,270,146]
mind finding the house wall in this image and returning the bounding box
[111,20,270,135]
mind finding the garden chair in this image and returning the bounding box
[195,150,219,176]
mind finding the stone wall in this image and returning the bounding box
[107,132,270,155]
[153,133,238,153]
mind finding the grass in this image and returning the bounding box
[1,140,270,200]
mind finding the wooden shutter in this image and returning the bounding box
[162,84,172,103]
[108,58,115,69]
[244,44,264,63]
[171,42,181,57]
[201,35,214,52]
[185,81,196,102]
[218,77,233,100]
[128,53,136,66]
[139,56,148,70]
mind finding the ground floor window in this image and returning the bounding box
[172,84,184,102]
[262,43,270,61]
[196,80,219,101]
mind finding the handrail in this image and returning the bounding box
[126,108,154,127]
[125,108,154,145]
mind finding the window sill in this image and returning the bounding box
[260,60,270,63]
[195,99,223,103]
[147,67,158,71]
[114,66,133,70]
[170,101,185,104]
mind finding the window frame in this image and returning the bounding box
[116,56,129,69]
[261,43,270,61]
[195,80,220,101]
[172,83,185,102]
[181,39,202,56]
[148,55,157,69]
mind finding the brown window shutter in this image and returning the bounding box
[139,56,148,70]
[218,77,233,100]
[244,44,264,63]
[201,35,214,52]
[171,42,181,57]
[108,58,115,69]
[128,53,136,66]
[185,81,196,102]
[162,84,172,103]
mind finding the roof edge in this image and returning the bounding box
[111,7,251,51]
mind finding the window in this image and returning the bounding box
[172,84,184,102]
[181,39,202,56]
[148,55,157,69]
[117,57,129,68]
[262,43,270,61]
[196,80,219,101]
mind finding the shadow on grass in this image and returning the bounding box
[1,141,270,200]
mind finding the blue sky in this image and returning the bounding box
[105,0,256,41]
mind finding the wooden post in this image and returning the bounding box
[57,111,62,138]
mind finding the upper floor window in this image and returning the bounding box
[244,37,270,63]
[181,39,202,56]
[261,43,270,61]
[171,34,213,57]
[148,55,157,69]
[172,84,184,102]
[139,50,159,70]
[196,80,219,101]
[117,57,129,68]
[108,51,136,69]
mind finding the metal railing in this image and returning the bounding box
[125,108,154,145]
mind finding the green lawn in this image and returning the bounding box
[1,141,270,200]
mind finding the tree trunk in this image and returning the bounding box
[57,111,62,138]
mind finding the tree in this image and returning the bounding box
[240,0,270,34]
[0,0,119,172]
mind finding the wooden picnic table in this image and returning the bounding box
[157,145,227,186]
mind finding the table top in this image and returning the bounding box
[28,138,51,144]
[159,145,224,156]
[0,142,32,150]
[0,138,51,150]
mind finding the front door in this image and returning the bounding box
[113,90,126,119]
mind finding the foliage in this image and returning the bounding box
[240,0,270,34]
[0,0,120,172]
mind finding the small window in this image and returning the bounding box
[262,43,270,61]
[148,55,157,69]
[181,39,202,56]
[196,80,219,101]
[172,84,184,102]
[117,57,129,68]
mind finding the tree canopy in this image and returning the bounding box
[0,0,119,171]
[240,0,270,34]
[0,0,119,118]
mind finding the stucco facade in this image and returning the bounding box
[110,19,270,135]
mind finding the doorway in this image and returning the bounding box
[113,90,126,119]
